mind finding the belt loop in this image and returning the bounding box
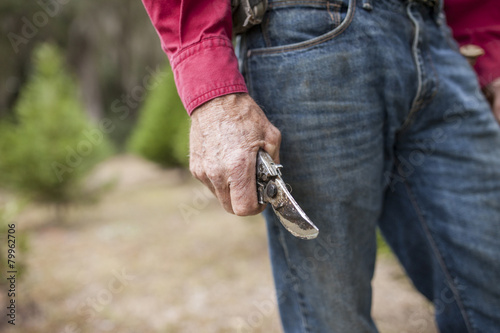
[362,0,373,11]
[435,0,445,25]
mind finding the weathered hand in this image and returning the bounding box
[484,77,500,124]
[189,93,281,216]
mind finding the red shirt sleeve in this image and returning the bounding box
[444,0,500,87]
[141,0,248,114]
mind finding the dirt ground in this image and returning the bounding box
[1,155,438,333]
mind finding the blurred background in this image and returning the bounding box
[0,1,437,332]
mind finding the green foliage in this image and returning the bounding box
[127,65,190,167]
[0,43,112,204]
[376,228,393,256]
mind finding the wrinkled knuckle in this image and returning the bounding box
[228,170,252,194]
[276,128,282,139]
[275,129,282,142]
[205,167,224,184]
[269,126,282,144]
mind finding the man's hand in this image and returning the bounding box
[484,77,500,124]
[189,93,281,216]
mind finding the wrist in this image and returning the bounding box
[191,93,251,119]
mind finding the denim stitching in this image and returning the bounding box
[403,180,476,332]
[275,218,312,332]
[398,3,439,135]
[327,1,342,26]
[400,3,424,133]
[248,0,356,56]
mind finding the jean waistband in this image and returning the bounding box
[410,0,438,7]
[369,0,443,16]
[265,0,441,9]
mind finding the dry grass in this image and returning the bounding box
[0,155,437,333]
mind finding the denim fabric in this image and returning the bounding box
[237,0,500,331]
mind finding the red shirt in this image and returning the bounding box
[142,0,500,114]
[444,0,500,87]
[141,0,247,115]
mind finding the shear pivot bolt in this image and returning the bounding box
[266,183,278,198]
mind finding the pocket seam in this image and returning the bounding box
[248,0,356,56]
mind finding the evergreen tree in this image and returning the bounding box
[0,43,112,204]
[128,65,190,167]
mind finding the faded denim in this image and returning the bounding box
[237,0,500,331]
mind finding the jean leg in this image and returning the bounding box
[379,5,500,331]
[241,20,403,333]
[259,103,384,333]
[239,0,428,330]
[242,28,390,331]
[381,98,500,333]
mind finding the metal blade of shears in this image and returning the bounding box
[256,149,319,240]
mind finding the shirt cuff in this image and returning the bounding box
[168,36,248,115]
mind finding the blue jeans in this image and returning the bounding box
[238,0,500,331]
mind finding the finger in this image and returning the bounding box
[190,165,216,195]
[207,172,234,214]
[228,152,262,216]
[191,165,233,213]
[229,176,263,216]
[203,177,217,198]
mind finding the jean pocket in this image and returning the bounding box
[247,0,356,55]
